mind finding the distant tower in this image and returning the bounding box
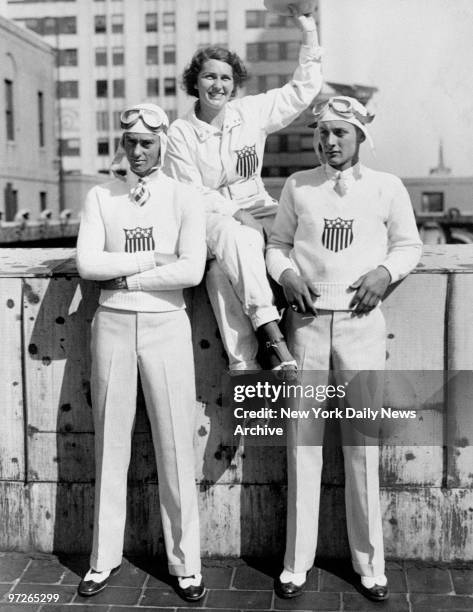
[430,140,452,176]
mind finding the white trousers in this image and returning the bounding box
[205,213,279,371]
[284,308,386,577]
[90,306,201,576]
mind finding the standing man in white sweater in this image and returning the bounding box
[76,103,207,601]
[266,96,422,602]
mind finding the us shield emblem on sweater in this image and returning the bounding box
[124,226,155,252]
[322,217,354,252]
[236,144,258,178]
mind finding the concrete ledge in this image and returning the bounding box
[1,245,473,560]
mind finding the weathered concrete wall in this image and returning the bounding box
[1,246,473,561]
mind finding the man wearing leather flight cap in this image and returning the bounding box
[76,103,207,601]
[267,96,422,602]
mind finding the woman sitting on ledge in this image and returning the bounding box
[163,3,323,374]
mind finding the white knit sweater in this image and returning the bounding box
[266,163,422,311]
[76,170,206,312]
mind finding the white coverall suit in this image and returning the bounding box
[163,41,323,371]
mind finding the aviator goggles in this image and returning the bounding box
[120,108,167,132]
[310,96,374,127]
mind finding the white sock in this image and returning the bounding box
[361,574,387,589]
[178,573,202,589]
[84,568,111,583]
[279,569,306,586]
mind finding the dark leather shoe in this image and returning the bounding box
[274,577,306,599]
[358,581,389,602]
[176,577,206,602]
[77,565,121,597]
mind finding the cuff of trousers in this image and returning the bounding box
[249,305,280,330]
[229,359,262,373]
[352,561,386,579]
[90,555,122,574]
[168,563,202,578]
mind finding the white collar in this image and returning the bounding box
[184,101,242,142]
[324,162,363,182]
[126,167,160,189]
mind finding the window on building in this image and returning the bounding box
[262,166,281,177]
[266,74,279,90]
[163,12,175,32]
[56,80,79,98]
[113,79,125,98]
[96,79,108,97]
[145,12,158,32]
[215,10,227,30]
[245,77,258,95]
[21,18,43,34]
[38,91,44,147]
[279,74,291,87]
[147,78,159,97]
[113,110,122,130]
[265,135,279,153]
[4,183,18,222]
[246,10,265,28]
[421,192,444,213]
[267,13,292,28]
[95,15,106,33]
[39,191,47,212]
[257,75,267,90]
[163,45,176,64]
[57,48,78,66]
[164,78,176,96]
[146,45,158,65]
[5,80,14,141]
[279,135,288,152]
[246,43,260,62]
[197,11,210,30]
[287,133,300,152]
[60,138,80,156]
[60,16,76,33]
[112,46,124,65]
[97,138,110,156]
[111,14,124,33]
[286,41,299,61]
[43,16,57,35]
[266,42,279,61]
[301,134,314,151]
[95,47,107,66]
[96,110,109,131]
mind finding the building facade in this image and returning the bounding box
[0,14,58,222]
[3,0,329,176]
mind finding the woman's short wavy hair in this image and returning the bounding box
[182,46,249,97]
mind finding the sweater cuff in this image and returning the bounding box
[300,43,324,62]
[379,261,400,284]
[269,260,299,285]
[126,273,142,291]
[136,251,156,273]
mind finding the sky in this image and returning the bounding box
[319,0,473,177]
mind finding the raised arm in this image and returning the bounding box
[247,9,323,134]
[76,186,155,281]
